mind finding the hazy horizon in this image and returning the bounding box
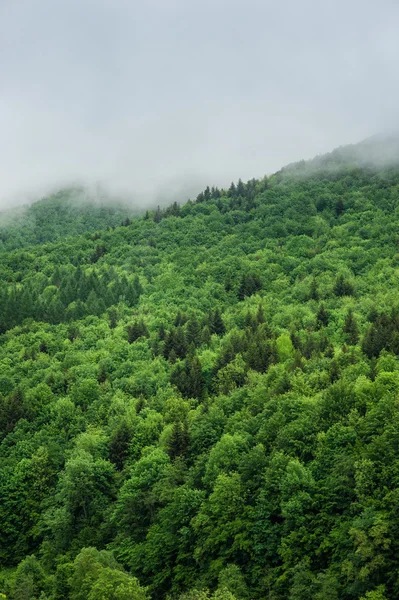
[1,0,399,208]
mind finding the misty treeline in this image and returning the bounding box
[2,153,399,599]
[0,191,136,251]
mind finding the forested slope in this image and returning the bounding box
[0,188,136,251]
[2,142,399,599]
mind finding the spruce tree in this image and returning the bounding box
[316,303,329,329]
[210,308,225,336]
[343,309,359,345]
[256,303,265,324]
[188,356,204,399]
[186,316,201,346]
[308,278,319,301]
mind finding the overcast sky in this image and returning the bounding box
[1,0,399,207]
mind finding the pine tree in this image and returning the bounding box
[109,422,132,470]
[210,308,225,336]
[316,303,329,329]
[211,186,221,199]
[186,316,201,346]
[188,356,204,399]
[167,420,189,460]
[127,320,149,344]
[236,178,245,197]
[168,348,177,364]
[343,309,359,345]
[368,305,379,323]
[201,325,211,345]
[153,206,162,222]
[244,311,257,330]
[335,198,345,216]
[238,273,262,300]
[256,303,265,324]
[108,307,118,329]
[173,326,188,358]
[67,324,80,342]
[90,244,107,264]
[158,323,166,341]
[98,362,108,384]
[163,330,175,359]
[334,274,354,297]
[228,182,237,198]
[308,278,319,301]
[174,311,187,327]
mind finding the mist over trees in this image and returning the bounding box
[2,141,399,599]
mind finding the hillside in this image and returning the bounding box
[0,188,136,251]
[1,140,399,600]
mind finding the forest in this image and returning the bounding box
[1,140,399,599]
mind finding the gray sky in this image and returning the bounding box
[1,0,399,207]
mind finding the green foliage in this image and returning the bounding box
[3,143,399,599]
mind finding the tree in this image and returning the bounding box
[109,422,133,470]
[167,420,189,460]
[308,277,319,301]
[88,568,148,600]
[316,303,329,328]
[344,309,360,345]
[238,274,262,300]
[256,303,265,324]
[11,555,46,600]
[153,206,162,222]
[186,315,201,346]
[335,198,345,216]
[360,587,388,600]
[127,320,149,343]
[189,355,205,399]
[50,451,115,549]
[333,274,354,297]
[209,308,225,336]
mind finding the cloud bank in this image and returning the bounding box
[1,0,399,207]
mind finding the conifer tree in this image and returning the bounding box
[167,420,189,460]
[186,316,201,346]
[201,325,212,345]
[316,303,329,329]
[256,303,265,324]
[308,277,319,301]
[335,198,345,216]
[210,308,225,336]
[108,307,118,329]
[188,356,204,400]
[127,320,149,344]
[343,309,359,345]
[334,274,354,297]
[109,422,132,470]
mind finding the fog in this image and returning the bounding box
[1,0,399,208]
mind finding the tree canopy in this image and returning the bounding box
[2,141,399,599]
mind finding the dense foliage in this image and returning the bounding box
[2,143,399,599]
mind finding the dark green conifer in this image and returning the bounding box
[343,309,359,345]
[316,303,329,328]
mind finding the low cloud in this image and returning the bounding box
[1,0,399,208]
